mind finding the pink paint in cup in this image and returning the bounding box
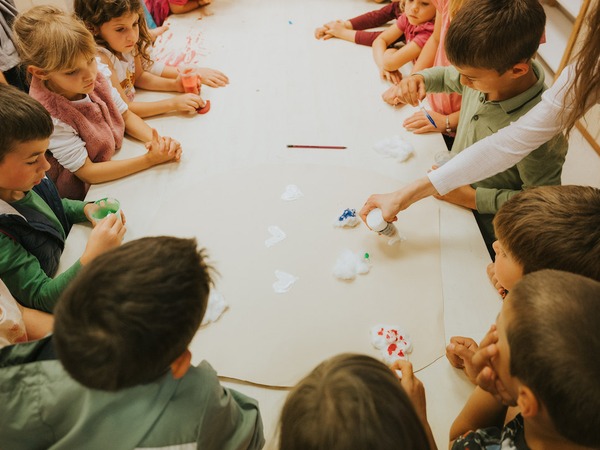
[177,64,200,94]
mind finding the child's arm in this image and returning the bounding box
[350,2,400,30]
[0,215,124,312]
[19,305,54,340]
[160,64,229,88]
[169,0,207,15]
[372,25,404,84]
[382,41,423,72]
[449,387,509,446]
[412,10,441,73]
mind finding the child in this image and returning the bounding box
[145,0,212,27]
[315,0,404,47]
[446,185,600,380]
[75,0,229,118]
[13,6,182,201]
[450,270,600,449]
[0,84,125,313]
[0,236,265,449]
[372,0,436,84]
[387,0,567,253]
[279,353,436,450]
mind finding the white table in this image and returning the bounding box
[58,0,500,447]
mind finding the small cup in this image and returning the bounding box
[91,197,121,222]
[177,64,200,94]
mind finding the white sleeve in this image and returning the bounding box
[146,60,165,76]
[96,57,113,80]
[110,85,129,114]
[48,119,89,173]
[428,64,576,195]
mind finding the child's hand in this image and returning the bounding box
[446,336,480,384]
[197,67,229,87]
[172,93,205,114]
[80,213,126,266]
[433,184,477,210]
[382,85,406,106]
[145,129,182,165]
[379,67,402,85]
[323,20,351,39]
[403,109,445,134]
[314,25,328,39]
[391,360,428,424]
[390,74,426,106]
[486,262,507,298]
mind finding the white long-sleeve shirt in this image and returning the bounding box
[428,64,577,195]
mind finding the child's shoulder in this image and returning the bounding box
[452,414,526,450]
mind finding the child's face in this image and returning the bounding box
[0,139,51,193]
[404,0,436,25]
[493,240,523,291]
[454,65,514,95]
[43,56,98,101]
[99,12,140,55]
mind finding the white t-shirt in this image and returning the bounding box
[428,64,578,195]
[0,279,27,348]
[48,83,128,173]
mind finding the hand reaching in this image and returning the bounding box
[197,67,229,87]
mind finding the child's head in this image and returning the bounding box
[444,0,545,81]
[403,0,436,26]
[494,270,600,447]
[74,0,152,67]
[53,236,214,391]
[492,185,600,290]
[278,353,431,450]
[0,84,53,191]
[13,6,99,100]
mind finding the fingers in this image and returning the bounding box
[359,196,379,224]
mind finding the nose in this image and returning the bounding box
[39,152,51,172]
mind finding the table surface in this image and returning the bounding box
[57,0,501,447]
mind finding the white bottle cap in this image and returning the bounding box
[366,208,387,232]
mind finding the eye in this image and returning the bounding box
[66,70,78,76]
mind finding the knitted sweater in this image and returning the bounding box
[29,73,125,200]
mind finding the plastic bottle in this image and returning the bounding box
[366,208,401,245]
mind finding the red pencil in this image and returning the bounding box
[287,144,346,149]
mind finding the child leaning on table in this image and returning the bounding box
[315,0,405,47]
[0,84,125,314]
[13,6,182,201]
[386,0,567,255]
[279,353,437,450]
[372,0,436,84]
[449,270,600,450]
[75,0,228,119]
[0,236,265,450]
[446,185,600,381]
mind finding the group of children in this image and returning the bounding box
[0,0,599,448]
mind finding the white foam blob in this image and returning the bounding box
[273,270,299,293]
[281,184,304,201]
[332,249,371,281]
[373,135,414,162]
[265,225,287,248]
[370,324,412,365]
[201,289,228,326]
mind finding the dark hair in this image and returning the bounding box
[445,0,545,73]
[53,236,214,391]
[507,270,600,447]
[278,354,431,450]
[0,83,53,162]
[74,0,153,69]
[493,185,600,280]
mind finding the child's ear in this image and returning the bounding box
[170,349,192,379]
[509,62,531,79]
[516,385,539,418]
[27,66,49,80]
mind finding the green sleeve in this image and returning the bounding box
[61,199,89,224]
[417,66,464,95]
[0,235,82,312]
[475,134,568,214]
[197,362,265,450]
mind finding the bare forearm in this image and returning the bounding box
[450,387,507,443]
[383,42,421,71]
[372,38,388,68]
[74,155,154,184]
[412,12,440,72]
[128,99,176,118]
[123,110,153,142]
[135,71,179,92]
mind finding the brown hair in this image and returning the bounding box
[74,0,153,69]
[448,0,466,19]
[507,270,600,447]
[493,185,600,280]
[12,6,98,74]
[0,84,53,161]
[445,0,545,73]
[53,236,214,391]
[278,354,431,450]
[562,2,600,137]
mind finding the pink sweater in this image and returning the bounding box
[29,74,125,200]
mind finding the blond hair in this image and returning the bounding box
[13,6,98,74]
[448,0,466,18]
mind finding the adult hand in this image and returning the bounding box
[359,191,401,226]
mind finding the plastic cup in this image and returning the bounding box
[177,64,200,94]
[91,197,121,222]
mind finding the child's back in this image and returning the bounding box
[0,236,264,450]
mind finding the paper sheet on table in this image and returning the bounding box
[147,164,445,387]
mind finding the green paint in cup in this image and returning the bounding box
[91,197,121,222]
